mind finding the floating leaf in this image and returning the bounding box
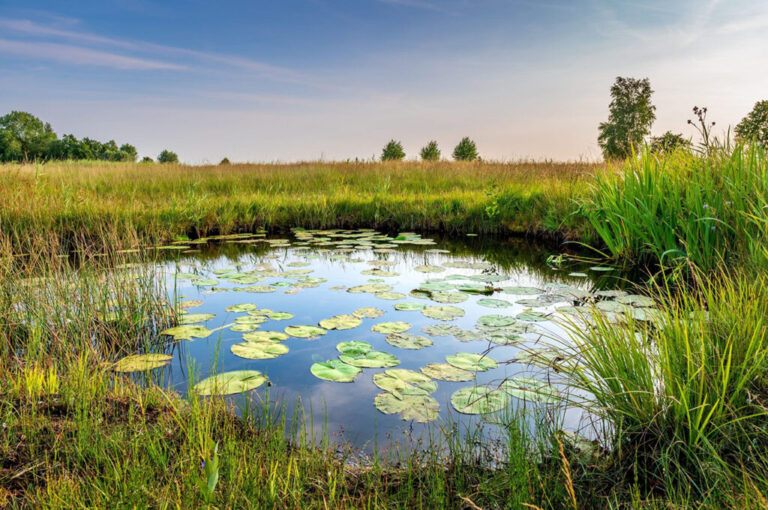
[179,299,203,309]
[338,350,400,368]
[285,325,327,338]
[267,311,294,320]
[450,386,510,415]
[487,331,524,345]
[420,363,475,382]
[231,341,289,360]
[422,324,462,337]
[226,303,259,313]
[373,369,437,397]
[418,281,455,292]
[476,298,512,309]
[446,353,498,372]
[194,370,267,396]
[352,307,386,319]
[371,321,411,334]
[178,313,216,325]
[234,315,267,325]
[455,329,485,342]
[516,311,549,322]
[501,286,543,296]
[515,299,548,307]
[375,292,407,300]
[242,285,277,293]
[394,302,425,311]
[456,283,492,294]
[319,314,362,330]
[230,324,259,332]
[160,325,213,341]
[431,291,469,304]
[114,353,172,373]
[193,279,219,287]
[336,341,373,354]
[414,265,445,273]
[348,284,392,294]
[310,360,362,382]
[422,305,465,321]
[502,377,560,404]
[476,315,517,328]
[243,331,289,342]
[374,392,438,422]
[617,294,655,307]
[386,333,433,350]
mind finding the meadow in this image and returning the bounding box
[3,147,768,508]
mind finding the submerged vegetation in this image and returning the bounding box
[3,145,768,508]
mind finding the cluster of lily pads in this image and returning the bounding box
[112,228,656,422]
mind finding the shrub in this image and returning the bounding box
[420,141,440,161]
[452,137,478,161]
[381,140,405,161]
[220,157,230,165]
[157,150,179,164]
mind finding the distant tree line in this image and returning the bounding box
[0,111,179,163]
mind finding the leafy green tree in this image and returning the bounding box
[650,132,691,154]
[220,157,230,165]
[420,141,440,161]
[0,111,57,162]
[140,156,154,163]
[452,137,478,161]
[735,100,768,147]
[158,149,179,163]
[381,140,405,161]
[598,77,656,160]
[119,144,138,162]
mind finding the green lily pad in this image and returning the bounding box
[477,298,513,309]
[336,341,373,354]
[422,324,462,337]
[352,307,386,319]
[160,325,214,341]
[243,331,289,342]
[234,315,267,325]
[446,353,498,372]
[348,284,393,294]
[501,286,543,295]
[193,279,219,287]
[231,341,289,360]
[414,265,445,273]
[285,325,327,338]
[515,299,548,307]
[338,350,400,368]
[422,305,465,321]
[194,370,267,396]
[114,353,172,373]
[386,333,433,350]
[230,323,260,332]
[371,321,411,334]
[310,360,362,383]
[319,314,363,330]
[178,313,216,325]
[225,303,259,313]
[617,294,655,307]
[456,283,492,294]
[596,300,624,313]
[431,291,469,304]
[374,393,439,422]
[450,386,510,415]
[373,369,437,398]
[361,269,399,277]
[179,299,203,309]
[394,302,426,311]
[502,377,560,404]
[418,281,455,292]
[515,348,568,369]
[375,291,407,300]
[267,311,294,320]
[243,285,277,293]
[516,311,549,322]
[487,331,524,345]
[455,329,486,342]
[476,315,517,328]
[420,363,475,382]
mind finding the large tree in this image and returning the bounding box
[735,100,768,147]
[0,111,57,162]
[598,77,656,160]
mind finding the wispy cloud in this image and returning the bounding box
[0,38,185,70]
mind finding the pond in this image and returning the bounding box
[119,229,645,449]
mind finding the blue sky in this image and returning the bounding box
[1,0,767,162]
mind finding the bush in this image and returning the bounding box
[452,137,478,161]
[420,141,440,161]
[140,156,153,163]
[220,157,230,165]
[381,140,405,161]
[157,150,179,164]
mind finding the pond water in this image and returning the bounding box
[123,230,643,449]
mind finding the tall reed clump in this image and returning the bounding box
[562,271,768,504]
[581,145,768,272]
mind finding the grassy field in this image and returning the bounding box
[3,148,768,508]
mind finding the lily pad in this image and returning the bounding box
[243,285,277,293]
[420,363,475,382]
[310,360,362,383]
[231,341,289,360]
[285,325,327,338]
[386,333,433,350]
[375,291,407,300]
[160,325,214,341]
[114,353,172,373]
[373,369,437,397]
[267,311,294,320]
[476,315,517,328]
[422,305,465,321]
[179,299,203,309]
[446,353,498,372]
[336,340,373,354]
[178,313,216,325]
[422,324,462,337]
[348,284,392,294]
[450,386,510,415]
[414,265,445,273]
[394,302,425,311]
[617,294,655,307]
[243,331,289,342]
[430,291,469,304]
[194,370,267,396]
[475,298,510,309]
[501,286,543,295]
[226,303,259,313]
[418,281,455,292]
[515,299,548,307]
[371,321,411,334]
[352,307,386,319]
[319,314,363,330]
[338,350,400,368]
[230,324,260,332]
[193,279,219,287]
[374,393,439,422]
[516,311,549,322]
[502,377,560,404]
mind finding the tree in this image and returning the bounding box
[140,156,154,163]
[0,111,57,162]
[650,132,691,154]
[452,137,478,161]
[597,77,656,160]
[119,144,138,162]
[735,100,768,147]
[158,150,179,163]
[219,157,230,165]
[420,141,440,161]
[381,140,405,161]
